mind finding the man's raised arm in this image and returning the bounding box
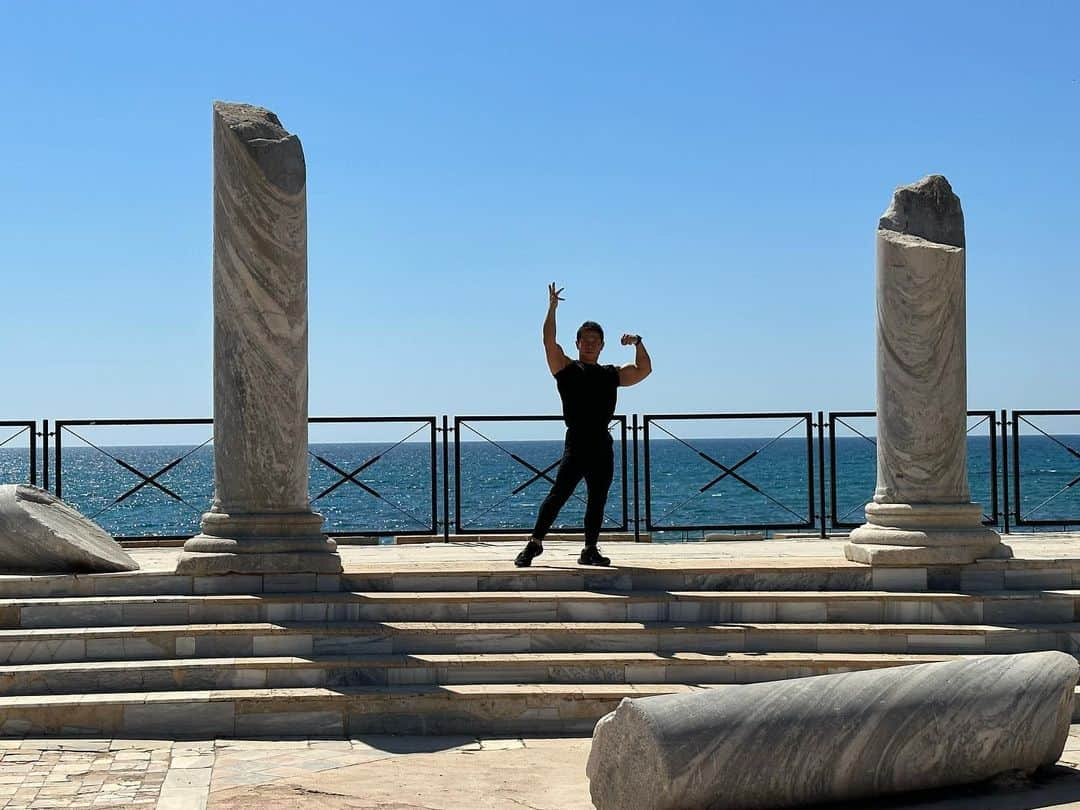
[618,334,652,386]
[544,282,571,375]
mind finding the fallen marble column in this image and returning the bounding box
[846,175,1010,565]
[0,485,138,573]
[177,101,340,575]
[587,652,1077,810]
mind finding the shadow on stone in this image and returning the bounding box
[813,764,1080,809]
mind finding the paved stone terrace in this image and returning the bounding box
[101,531,1080,572]
[0,729,1080,809]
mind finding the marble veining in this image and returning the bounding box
[848,176,1008,565]
[587,652,1077,810]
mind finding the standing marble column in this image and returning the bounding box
[846,175,1010,566]
[177,102,341,575]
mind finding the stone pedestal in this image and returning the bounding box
[177,102,341,576]
[846,176,1010,566]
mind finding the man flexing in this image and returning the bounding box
[515,283,652,568]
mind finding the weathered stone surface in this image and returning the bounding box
[178,101,340,576]
[847,175,1010,565]
[587,652,1077,810]
[0,485,138,573]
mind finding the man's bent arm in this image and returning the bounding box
[619,337,652,386]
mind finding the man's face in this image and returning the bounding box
[576,330,603,362]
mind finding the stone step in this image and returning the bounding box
[2,556,1076,599]
[0,683,714,737]
[1,590,1077,629]
[2,679,1075,738]
[0,621,1070,665]
[0,651,968,696]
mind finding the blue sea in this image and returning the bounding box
[1,429,1079,539]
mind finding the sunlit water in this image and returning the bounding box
[1,436,1078,541]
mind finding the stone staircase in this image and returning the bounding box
[1,552,1079,737]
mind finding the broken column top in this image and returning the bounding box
[878,174,964,248]
[213,100,305,195]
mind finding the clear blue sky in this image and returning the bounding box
[2,1,1077,441]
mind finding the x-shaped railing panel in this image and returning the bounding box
[828,411,999,529]
[55,419,215,538]
[0,421,37,486]
[1011,410,1080,527]
[453,415,628,534]
[307,417,437,534]
[643,413,815,532]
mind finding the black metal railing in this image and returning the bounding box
[53,417,438,541]
[0,420,37,487]
[642,413,815,532]
[308,416,438,537]
[453,415,629,535]
[828,410,999,530]
[11,409,1080,541]
[55,418,214,541]
[1011,410,1080,527]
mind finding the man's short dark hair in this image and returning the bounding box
[577,321,604,342]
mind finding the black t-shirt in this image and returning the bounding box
[555,361,620,438]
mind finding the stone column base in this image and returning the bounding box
[176,510,342,575]
[845,502,1012,566]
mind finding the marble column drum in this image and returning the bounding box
[846,176,1010,566]
[177,102,341,575]
[586,652,1078,810]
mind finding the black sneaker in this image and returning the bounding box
[514,539,544,568]
[578,546,611,567]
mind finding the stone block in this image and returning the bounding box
[122,700,236,738]
[729,602,776,623]
[235,709,343,737]
[983,597,1072,624]
[906,633,985,653]
[658,631,739,655]
[262,573,318,593]
[667,602,704,622]
[0,486,138,573]
[313,633,393,656]
[556,601,625,622]
[928,600,982,624]
[193,576,262,595]
[776,601,828,622]
[251,634,311,656]
[871,567,927,592]
[627,602,664,622]
[960,567,1004,591]
[1004,568,1072,590]
[829,599,885,623]
[587,652,1077,810]
[882,600,932,624]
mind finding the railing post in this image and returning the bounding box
[642,417,652,533]
[41,420,49,492]
[1000,409,1010,535]
[817,410,827,539]
[442,415,450,543]
[632,414,640,542]
[28,422,37,487]
[1011,411,1021,529]
[53,421,61,498]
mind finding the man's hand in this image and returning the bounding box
[548,282,565,309]
[620,333,641,346]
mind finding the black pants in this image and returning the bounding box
[531,434,614,547]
